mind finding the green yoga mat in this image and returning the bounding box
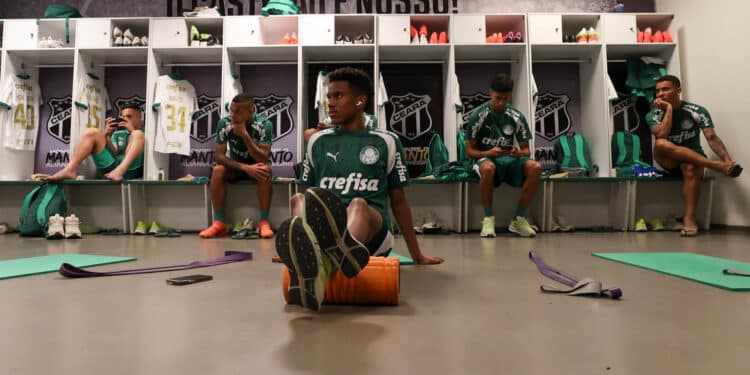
[0,254,136,280]
[593,252,750,291]
[390,252,416,265]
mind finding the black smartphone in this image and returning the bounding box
[501,145,513,151]
[166,274,213,286]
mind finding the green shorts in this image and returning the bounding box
[91,148,144,180]
[474,156,530,188]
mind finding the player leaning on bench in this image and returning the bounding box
[648,75,742,237]
[200,93,275,239]
[465,74,543,238]
[274,67,444,311]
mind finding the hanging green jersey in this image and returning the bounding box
[215,113,273,163]
[300,127,409,228]
[464,102,531,152]
[646,101,713,154]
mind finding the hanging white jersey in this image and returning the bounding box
[376,73,389,129]
[153,75,198,156]
[449,72,463,130]
[531,73,539,109]
[314,71,328,122]
[224,72,243,113]
[0,75,43,151]
[74,74,111,133]
[606,73,619,103]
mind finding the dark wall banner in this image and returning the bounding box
[240,64,298,178]
[381,63,443,178]
[532,63,581,171]
[607,62,654,164]
[3,1,654,18]
[305,63,374,130]
[106,67,147,119]
[35,68,73,175]
[456,63,511,126]
[167,66,222,178]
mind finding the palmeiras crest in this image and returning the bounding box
[388,93,432,141]
[254,94,295,141]
[191,94,220,143]
[611,93,640,132]
[461,93,490,124]
[114,95,146,122]
[535,92,572,142]
[46,96,72,144]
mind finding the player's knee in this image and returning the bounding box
[129,129,145,140]
[211,164,228,180]
[349,197,369,210]
[526,160,543,175]
[680,163,701,178]
[479,161,496,176]
[83,128,100,138]
[290,192,305,205]
[654,138,673,151]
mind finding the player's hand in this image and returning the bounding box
[245,163,271,181]
[653,98,671,110]
[104,117,119,135]
[231,121,249,138]
[415,255,445,265]
[486,147,505,158]
[509,147,524,158]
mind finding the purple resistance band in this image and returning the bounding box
[529,251,622,299]
[59,251,252,278]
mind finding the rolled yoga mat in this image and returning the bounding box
[593,252,750,291]
[282,256,400,305]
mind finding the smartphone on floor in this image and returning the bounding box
[166,274,213,286]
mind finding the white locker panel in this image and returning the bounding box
[4,20,38,49]
[377,15,410,45]
[452,15,485,44]
[151,19,187,48]
[224,16,261,47]
[603,14,637,44]
[300,15,334,45]
[76,19,111,48]
[529,14,562,44]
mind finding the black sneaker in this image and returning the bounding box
[275,216,330,311]
[304,187,370,278]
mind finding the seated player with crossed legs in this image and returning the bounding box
[275,67,444,311]
[200,93,275,239]
[47,104,145,183]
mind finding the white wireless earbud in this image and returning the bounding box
[357,100,363,107]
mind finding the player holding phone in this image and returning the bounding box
[47,104,145,183]
[464,74,542,238]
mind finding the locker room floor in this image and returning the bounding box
[1,230,749,374]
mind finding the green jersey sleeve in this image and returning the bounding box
[388,133,410,189]
[514,111,532,143]
[215,117,230,144]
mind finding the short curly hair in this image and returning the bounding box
[327,67,373,100]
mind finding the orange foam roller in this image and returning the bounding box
[282,256,400,305]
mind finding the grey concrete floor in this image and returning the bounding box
[1,230,750,374]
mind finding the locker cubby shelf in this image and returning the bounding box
[561,14,601,42]
[379,44,450,61]
[303,45,373,61]
[6,48,75,65]
[37,19,77,48]
[605,43,676,60]
[334,15,375,44]
[531,43,602,60]
[636,14,674,33]
[152,46,223,64]
[111,18,149,48]
[258,16,298,45]
[77,47,148,64]
[454,44,526,61]
[227,45,298,62]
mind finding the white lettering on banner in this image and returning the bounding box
[403,146,428,166]
[167,0,460,17]
[270,148,295,167]
[181,148,215,167]
[45,149,70,167]
[320,173,380,194]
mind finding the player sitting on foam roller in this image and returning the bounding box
[200,93,275,239]
[274,67,444,312]
[648,75,742,237]
[47,104,144,183]
[465,74,542,238]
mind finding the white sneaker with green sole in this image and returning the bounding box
[509,216,537,237]
[480,216,496,237]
